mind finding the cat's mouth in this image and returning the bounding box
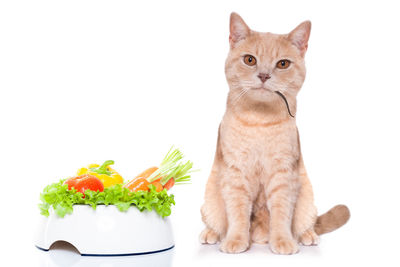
[251,87,274,93]
[250,87,295,118]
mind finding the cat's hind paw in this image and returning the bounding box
[251,223,269,244]
[299,229,319,246]
[199,228,219,244]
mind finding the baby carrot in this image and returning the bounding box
[151,181,163,192]
[152,177,175,191]
[163,178,175,191]
[135,167,158,179]
[124,177,150,192]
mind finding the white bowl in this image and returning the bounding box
[35,205,174,256]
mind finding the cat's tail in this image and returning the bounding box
[314,205,350,235]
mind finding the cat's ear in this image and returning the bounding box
[229,12,250,48]
[288,21,311,57]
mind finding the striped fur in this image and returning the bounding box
[200,13,350,255]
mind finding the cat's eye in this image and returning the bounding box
[243,55,257,66]
[276,59,291,69]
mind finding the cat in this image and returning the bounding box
[200,13,350,255]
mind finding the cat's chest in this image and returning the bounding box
[220,116,298,170]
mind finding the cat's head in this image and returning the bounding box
[225,12,311,106]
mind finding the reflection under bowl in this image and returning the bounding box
[36,241,174,267]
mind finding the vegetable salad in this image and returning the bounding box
[39,147,193,218]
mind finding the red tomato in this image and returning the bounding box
[64,178,78,190]
[64,174,104,197]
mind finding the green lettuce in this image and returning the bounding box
[39,180,175,218]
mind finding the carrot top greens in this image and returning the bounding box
[148,147,194,185]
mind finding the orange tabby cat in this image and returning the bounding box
[200,13,350,255]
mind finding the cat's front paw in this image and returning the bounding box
[199,228,219,244]
[270,236,299,255]
[219,237,249,253]
[299,229,319,246]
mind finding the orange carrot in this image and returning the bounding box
[152,177,175,191]
[124,177,150,192]
[163,178,175,191]
[151,181,163,192]
[135,167,158,179]
[130,164,179,192]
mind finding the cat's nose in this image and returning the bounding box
[257,73,271,83]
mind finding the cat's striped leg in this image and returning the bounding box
[250,188,270,244]
[292,158,319,245]
[266,159,300,255]
[219,166,252,253]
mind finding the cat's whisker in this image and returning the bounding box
[232,89,246,104]
[233,87,251,105]
[232,89,245,103]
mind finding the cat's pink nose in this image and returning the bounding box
[257,73,271,83]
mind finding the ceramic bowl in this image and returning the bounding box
[35,205,174,256]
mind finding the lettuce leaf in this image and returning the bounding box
[39,180,175,218]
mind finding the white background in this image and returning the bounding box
[1,0,399,266]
